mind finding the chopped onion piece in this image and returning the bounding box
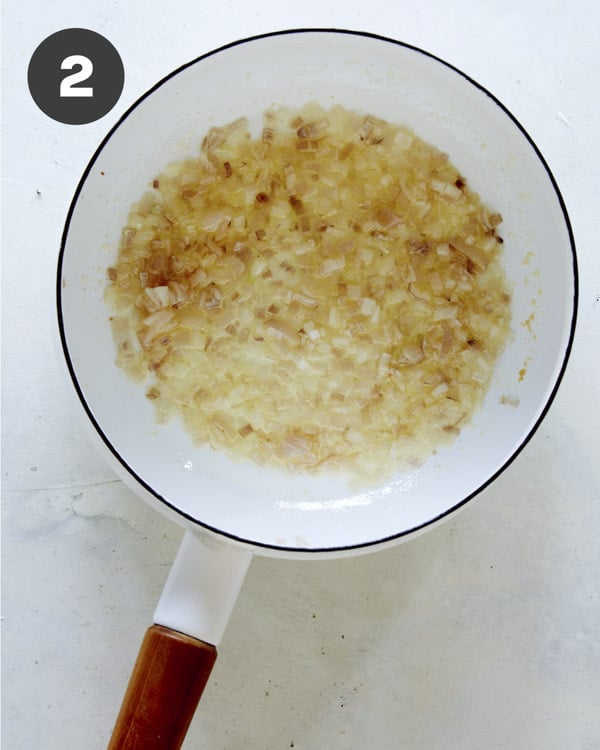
[144,285,171,311]
[319,257,346,276]
[278,432,318,465]
[265,318,300,344]
[199,211,232,232]
[359,298,378,317]
[450,237,490,271]
[430,179,463,201]
[297,119,329,139]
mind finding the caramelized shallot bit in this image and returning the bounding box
[356,116,384,144]
[296,119,329,139]
[106,103,511,481]
[278,431,319,465]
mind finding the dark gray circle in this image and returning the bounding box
[28,28,124,125]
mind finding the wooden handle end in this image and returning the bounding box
[107,625,217,750]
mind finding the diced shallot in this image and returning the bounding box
[107,102,511,481]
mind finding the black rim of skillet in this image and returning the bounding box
[56,28,579,554]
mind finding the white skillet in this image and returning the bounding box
[57,29,577,749]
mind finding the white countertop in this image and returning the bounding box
[2,2,599,748]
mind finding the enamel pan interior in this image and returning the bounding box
[57,30,577,556]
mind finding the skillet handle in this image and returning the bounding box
[107,624,217,750]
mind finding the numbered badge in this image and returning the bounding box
[28,28,124,124]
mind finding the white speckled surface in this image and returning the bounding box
[2,1,599,748]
